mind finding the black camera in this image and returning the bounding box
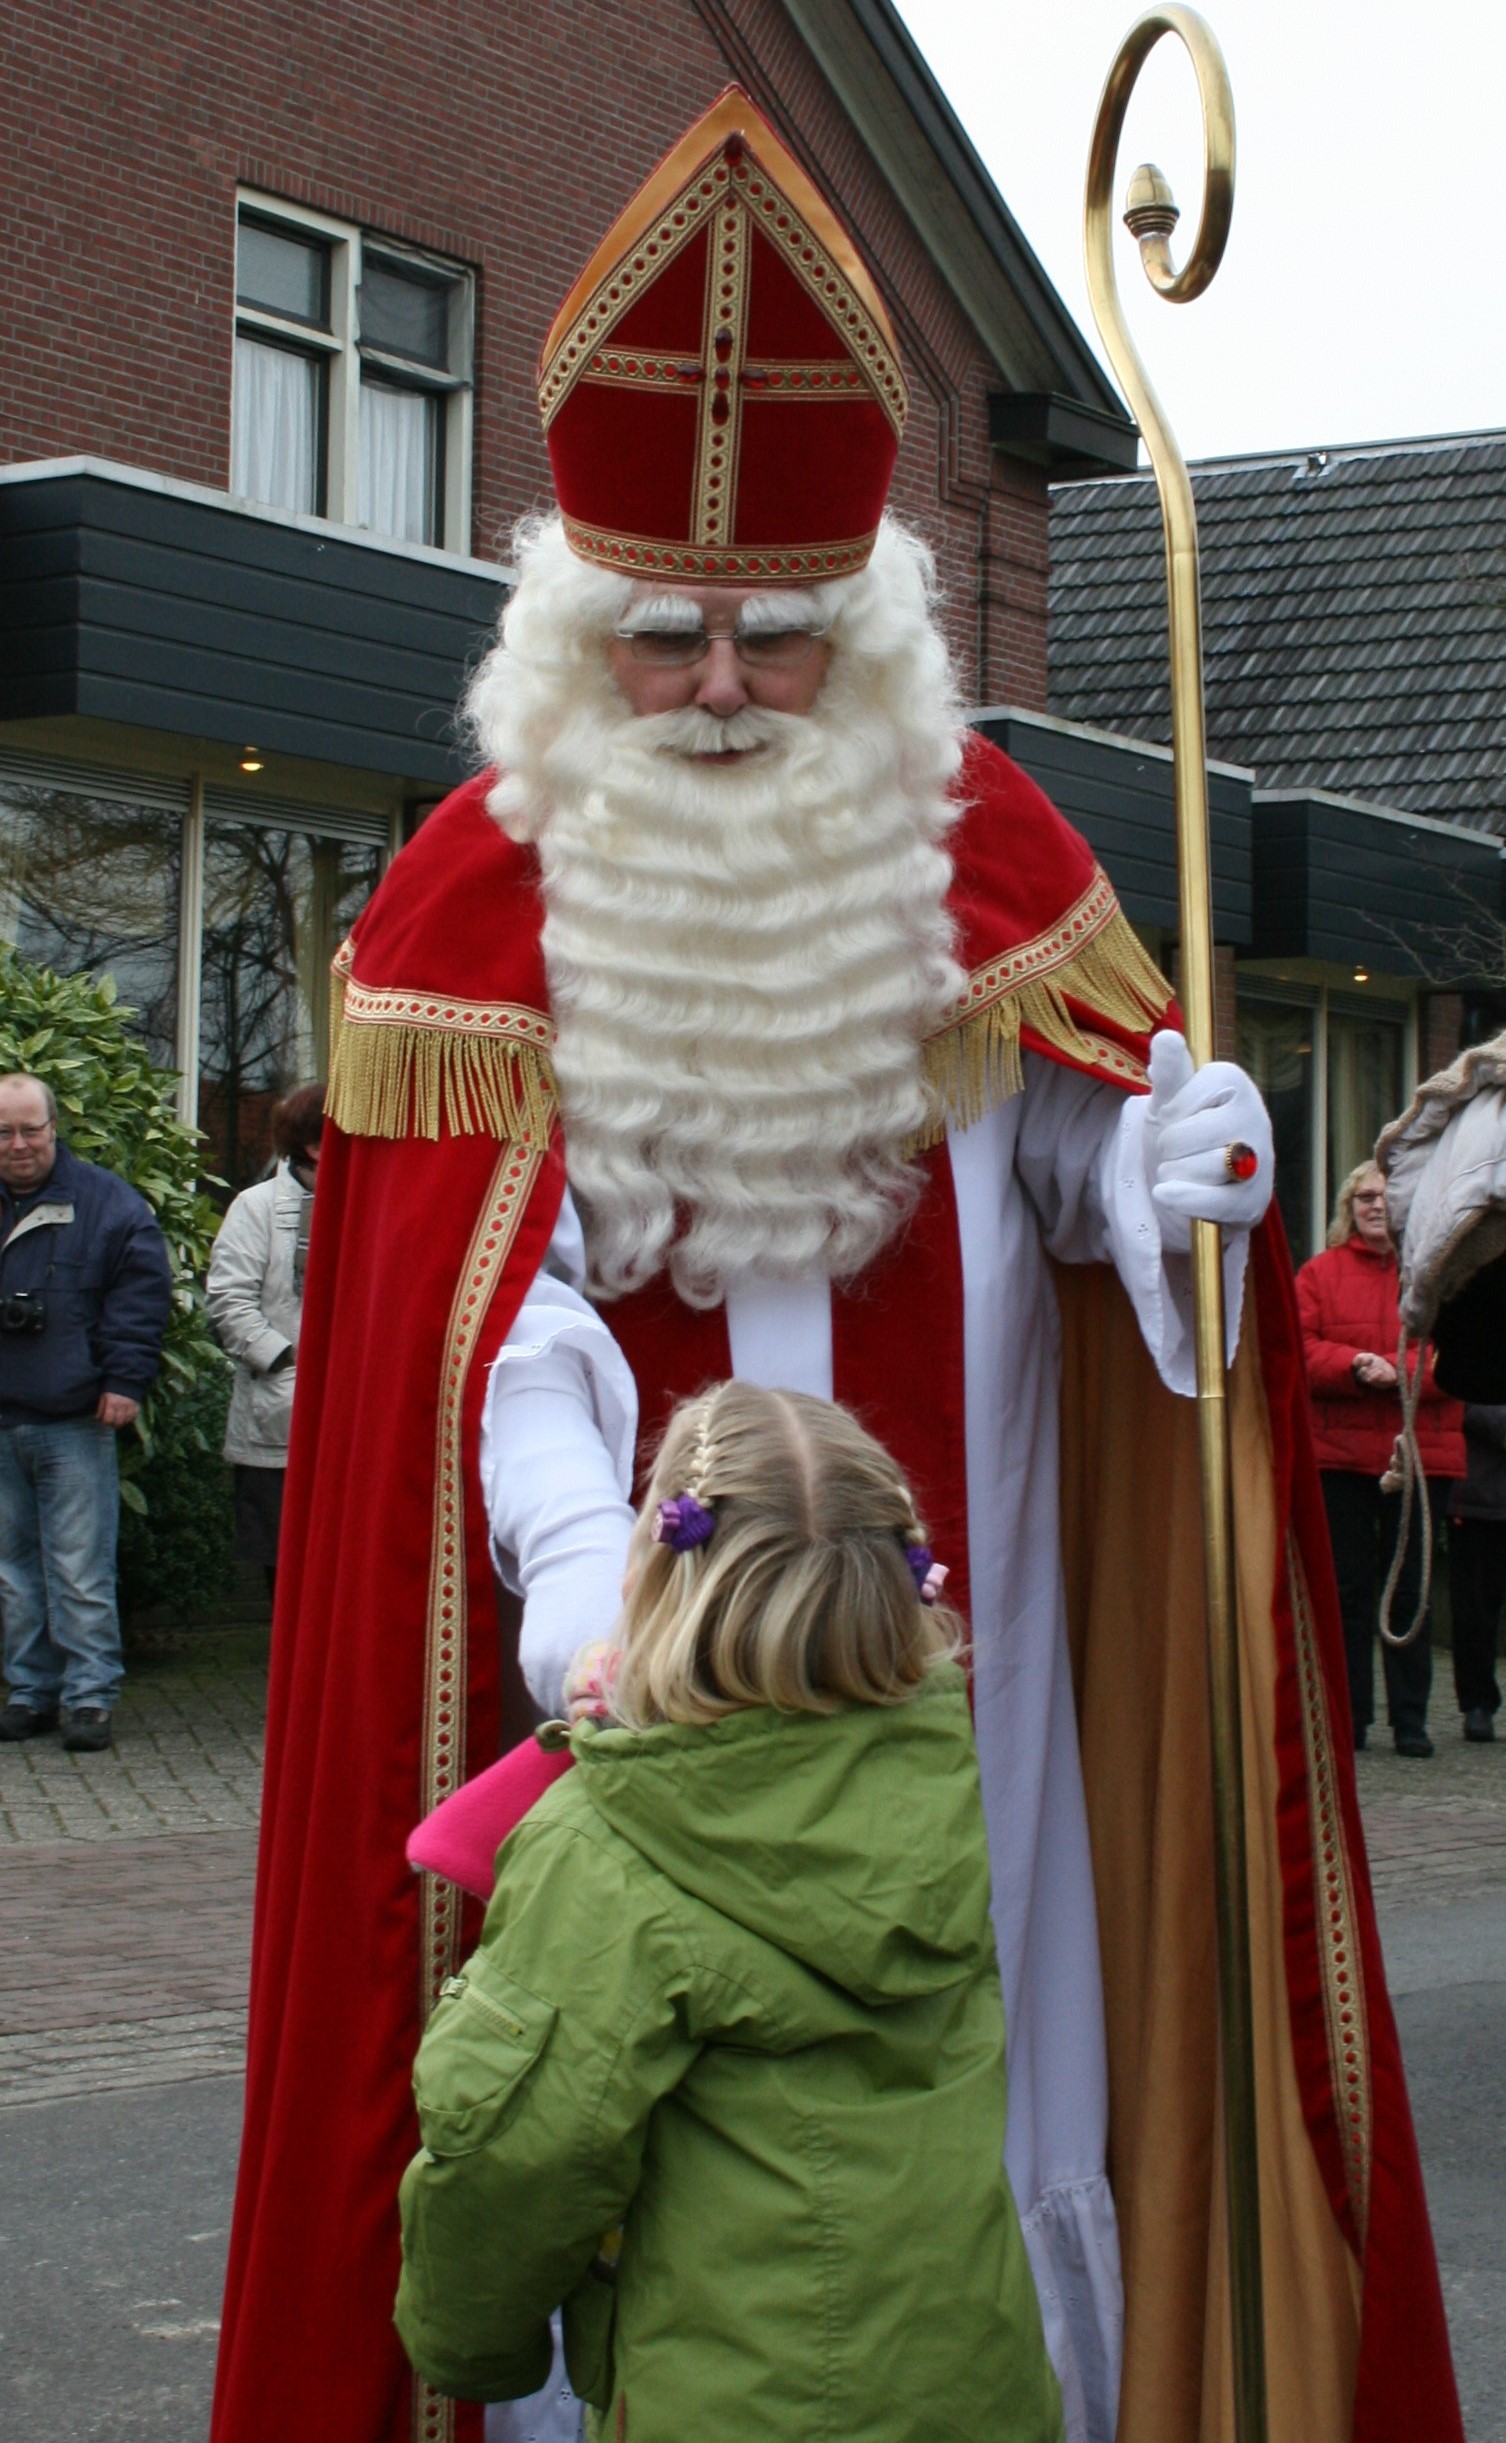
[0,1289,47,1335]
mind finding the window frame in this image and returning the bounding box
[232,190,473,552]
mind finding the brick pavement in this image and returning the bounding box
[1354,1727,1506,1902]
[0,1630,264,1845]
[0,1631,265,2109]
[1,1627,1503,2115]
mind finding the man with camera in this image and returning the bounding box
[0,1071,172,1753]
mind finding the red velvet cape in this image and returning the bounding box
[210,736,1459,2443]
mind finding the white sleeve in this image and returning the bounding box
[1014,1052,1248,1398]
[479,1196,638,1715]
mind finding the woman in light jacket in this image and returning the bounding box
[205,1084,324,1599]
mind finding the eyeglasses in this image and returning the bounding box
[613,622,830,670]
[0,1123,54,1145]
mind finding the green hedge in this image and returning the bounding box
[0,951,238,1623]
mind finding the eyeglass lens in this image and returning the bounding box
[624,626,824,669]
[0,1124,52,1143]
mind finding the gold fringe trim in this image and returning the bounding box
[326,878,1168,1155]
[325,946,556,1144]
[327,1013,555,1143]
[912,899,1171,1153]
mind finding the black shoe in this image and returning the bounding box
[0,1699,59,1741]
[59,1707,113,1754]
[1394,1726,1435,1759]
[1464,1708,1497,1744]
[1353,1726,1368,1753]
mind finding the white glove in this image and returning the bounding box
[1143,1029,1274,1254]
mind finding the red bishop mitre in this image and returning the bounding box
[537,87,907,585]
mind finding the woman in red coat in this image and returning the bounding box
[1297,1161,1466,1755]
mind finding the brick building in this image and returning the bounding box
[0,0,1133,1187]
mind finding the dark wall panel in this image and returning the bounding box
[0,471,505,785]
[1252,794,1501,971]
[975,710,1253,941]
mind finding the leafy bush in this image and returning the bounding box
[0,951,237,1623]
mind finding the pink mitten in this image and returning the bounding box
[407,1734,574,1900]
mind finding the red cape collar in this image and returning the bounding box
[331,731,1173,1145]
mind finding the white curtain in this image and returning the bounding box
[232,337,319,515]
[359,379,435,543]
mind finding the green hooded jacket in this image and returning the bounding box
[396,1665,1063,2443]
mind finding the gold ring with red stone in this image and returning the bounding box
[1224,1141,1259,1183]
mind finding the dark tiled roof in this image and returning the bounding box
[1048,432,1506,836]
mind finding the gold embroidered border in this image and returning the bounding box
[741,357,869,396]
[911,873,1170,1145]
[411,1136,548,2441]
[560,514,878,585]
[958,867,1122,1011]
[339,977,553,1048]
[577,350,867,400]
[580,349,704,393]
[539,144,906,441]
[539,92,904,409]
[412,2376,452,2443]
[730,152,906,435]
[539,157,730,427]
[326,966,556,1143]
[1288,1534,1372,2248]
[694,196,750,549]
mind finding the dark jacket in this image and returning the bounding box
[1296,1235,1466,1477]
[0,1140,173,1423]
[1451,1407,1506,1522]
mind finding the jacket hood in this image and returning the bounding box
[568,1666,992,2005]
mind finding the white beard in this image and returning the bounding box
[521,689,963,1307]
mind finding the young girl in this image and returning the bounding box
[396,1382,1063,2443]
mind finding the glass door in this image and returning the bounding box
[1236,992,1316,1259]
[197,820,382,1197]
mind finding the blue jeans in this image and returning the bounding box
[0,1417,123,1712]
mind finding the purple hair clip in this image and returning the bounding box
[905,1544,949,1607]
[652,1493,716,1554]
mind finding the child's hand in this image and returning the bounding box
[563,1641,619,1723]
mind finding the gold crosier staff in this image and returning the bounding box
[1084,15,1268,2442]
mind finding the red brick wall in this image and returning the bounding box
[4,0,1048,705]
[1420,992,1465,1079]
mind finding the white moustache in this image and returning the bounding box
[632,705,792,760]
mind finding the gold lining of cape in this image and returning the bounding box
[328,872,1169,1152]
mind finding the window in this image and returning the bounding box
[1237,990,1315,1261]
[0,769,183,1070]
[197,809,384,1195]
[1238,980,1412,1259]
[231,196,473,551]
[1,753,393,1187]
[1326,1003,1404,1205]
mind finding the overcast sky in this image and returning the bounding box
[894,0,1505,463]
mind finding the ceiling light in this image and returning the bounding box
[240,748,263,774]
[1353,965,1369,984]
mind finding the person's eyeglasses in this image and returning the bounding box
[613,622,830,670]
[0,1123,53,1145]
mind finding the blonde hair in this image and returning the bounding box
[610,1383,961,1729]
[1328,1161,1387,1248]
